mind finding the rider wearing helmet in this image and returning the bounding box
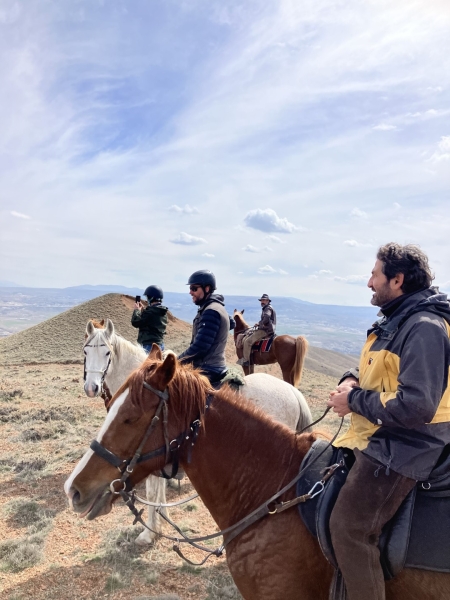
[178,270,235,385]
[131,285,168,352]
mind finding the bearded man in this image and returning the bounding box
[327,242,450,600]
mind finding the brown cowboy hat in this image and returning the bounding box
[258,294,271,301]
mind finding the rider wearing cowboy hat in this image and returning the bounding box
[238,293,277,366]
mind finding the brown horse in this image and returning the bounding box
[233,309,308,388]
[65,350,450,600]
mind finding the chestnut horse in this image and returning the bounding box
[65,350,450,600]
[233,309,308,388]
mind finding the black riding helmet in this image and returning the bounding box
[143,285,163,302]
[187,270,216,291]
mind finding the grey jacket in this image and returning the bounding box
[258,304,276,335]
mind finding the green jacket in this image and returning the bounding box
[131,303,168,346]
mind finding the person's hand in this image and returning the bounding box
[327,383,355,417]
[135,302,142,310]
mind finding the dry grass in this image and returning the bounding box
[0,293,346,599]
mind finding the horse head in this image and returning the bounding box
[83,318,115,397]
[233,309,249,335]
[65,350,208,520]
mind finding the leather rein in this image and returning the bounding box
[89,379,345,565]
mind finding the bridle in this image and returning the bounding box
[87,376,346,566]
[89,381,206,489]
[83,340,113,406]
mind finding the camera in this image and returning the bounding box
[135,295,141,303]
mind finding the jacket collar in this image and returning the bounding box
[370,287,450,340]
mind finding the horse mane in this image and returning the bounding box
[233,311,250,331]
[120,359,214,432]
[120,358,320,455]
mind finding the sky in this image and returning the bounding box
[1,0,449,305]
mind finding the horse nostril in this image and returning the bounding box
[93,384,99,395]
[71,489,81,506]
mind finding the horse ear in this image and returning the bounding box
[241,309,245,314]
[104,319,114,339]
[151,353,176,390]
[86,321,95,337]
[148,343,162,360]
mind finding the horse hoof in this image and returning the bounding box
[135,531,155,546]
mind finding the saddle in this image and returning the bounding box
[251,334,275,353]
[297,440,450,579]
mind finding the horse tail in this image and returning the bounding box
[292,335,308,388]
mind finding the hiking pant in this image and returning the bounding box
[243,329,267,362]
[329,449,416,600]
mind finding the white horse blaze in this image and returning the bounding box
[64,390,128,497]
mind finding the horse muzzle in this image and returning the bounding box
[84,382,100,397]
[67,484,114,519]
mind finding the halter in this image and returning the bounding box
[83,342,113,406]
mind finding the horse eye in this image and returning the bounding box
[83,350,87,355]
[105,351,111,357]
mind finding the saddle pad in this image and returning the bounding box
[296,441,450,579]
[252,335,275,353]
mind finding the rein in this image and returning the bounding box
[91,379,344,566]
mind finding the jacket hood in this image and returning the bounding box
[198,293,225,310]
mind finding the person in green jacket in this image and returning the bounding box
[131,285,168,352]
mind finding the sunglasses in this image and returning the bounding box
[189,285,200,292]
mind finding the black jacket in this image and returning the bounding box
[178,294,233,370]
[334,288,450,480]
[131,303,168,346]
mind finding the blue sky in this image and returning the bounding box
[1,0,449,305]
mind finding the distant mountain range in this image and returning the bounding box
[0,284,378,354]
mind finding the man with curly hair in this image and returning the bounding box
[327,243,450,600]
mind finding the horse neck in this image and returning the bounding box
[234,315,250,335]
[106,335,147,396]
[181,393,312,530]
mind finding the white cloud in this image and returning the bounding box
[393,202,401,210]
[257,265,276,274]
[318,269,332,275]
[257,265,288,275]
[202,252,215,258]
[168,204,200,214]
[373,124,397,131]
[10,211,31,219]
[344,240,358,247]
[242,244,260,253]
[333,275,368,285]
[170,232,207,245]
[266,235,287,244]
[244,209,299,234]
[350,208,368,219]
[263,246,273,252]
[429,136,450,163]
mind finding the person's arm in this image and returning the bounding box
[178,310,222,363]
[131,303,144,328]
[338,367,360,386]
[349,321,449,428]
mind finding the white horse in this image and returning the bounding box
[83,318,312,545]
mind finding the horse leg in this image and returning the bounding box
[135,475,167,546]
